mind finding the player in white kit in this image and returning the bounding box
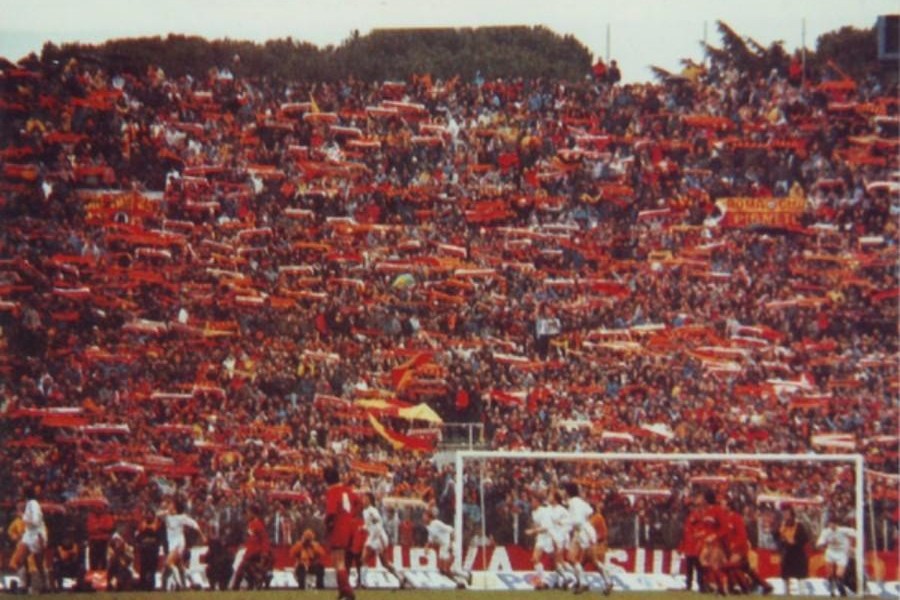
[16,487,48,591]
[424,509,471,589]
[359,492,409,588]
[525,490,556,589]
[816,517,855,597]
[549,488,577,589]
[564,482,598,594]
[161,496,204,590]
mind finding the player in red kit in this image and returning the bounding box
[324,466,358,600]
[680,505,706,592]
[232,503,272,589]
[696,489,729,596]
[724,503,772,595]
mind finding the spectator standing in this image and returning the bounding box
[776,507,809,595]
[204,534,234,591]
[86,505,114,571]
[398,511,415,549]
[607,59,622,85]
[134,507,162,590]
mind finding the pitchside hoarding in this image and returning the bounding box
[9,545,897,596]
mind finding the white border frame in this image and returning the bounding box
[454,450,865,595]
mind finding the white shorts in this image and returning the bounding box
[550,529,570,552]
[534,534,555,555]
[825,549,849,569]
[572,525,597,549]
[21,531,45,554]
[436,544,452,562]
[168,540,187,557]
[365,529,389,553]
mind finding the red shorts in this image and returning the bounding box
[350,527,367,555]
[328,518,356,550]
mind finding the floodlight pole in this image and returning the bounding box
[453,451,464,572]
[606,24,611,63]
[854,455,864,596]
[801,18,807,87]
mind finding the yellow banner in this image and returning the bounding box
[718,196,805,229]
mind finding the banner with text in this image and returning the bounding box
[717,196,805,229]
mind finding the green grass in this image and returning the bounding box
[22,592,834,600]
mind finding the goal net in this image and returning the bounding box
[453,451,865,595]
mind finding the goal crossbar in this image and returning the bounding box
[453,450,865,595]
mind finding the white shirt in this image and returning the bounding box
[22,499,46,545]
[550,503,571,534]
[817,526,854,555]
[363,506,385,536]
[567,496,594,531]
[531,504,555,534]
[166,513,200,550]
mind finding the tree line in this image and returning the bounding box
[35,26,593,82]
[19,21,897,85]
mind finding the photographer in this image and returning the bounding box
[106,533,135,591]
[290,529,326,590]
[54,527,91,592]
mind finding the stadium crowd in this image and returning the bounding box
[0,40,897,591]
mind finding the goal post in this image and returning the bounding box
[453,450,865,595]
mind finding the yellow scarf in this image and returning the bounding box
[780,522,797,544]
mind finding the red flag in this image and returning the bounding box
[368,415,436,452]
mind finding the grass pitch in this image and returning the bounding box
[23,591,834,599]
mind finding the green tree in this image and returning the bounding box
[811,26,880,81]
[33,26,592,83]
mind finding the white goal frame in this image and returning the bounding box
[453,451,865,595]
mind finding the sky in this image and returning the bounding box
[0,0,895,83]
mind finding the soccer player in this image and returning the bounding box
[563,482,597,594]
[680,503,706,592]
[696,489,729,596]
[13,488,48,593]
[324,466,358,600]
[589,497,614,595]
[232,503,272,589]
[548,488,576,589]
[423,508,471,589]
[817,517,855,597]
[360,492,409,588]
[723,502,772,595]
[161,496,204,590]
[347,516,366,588]
[525,490,556,589]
